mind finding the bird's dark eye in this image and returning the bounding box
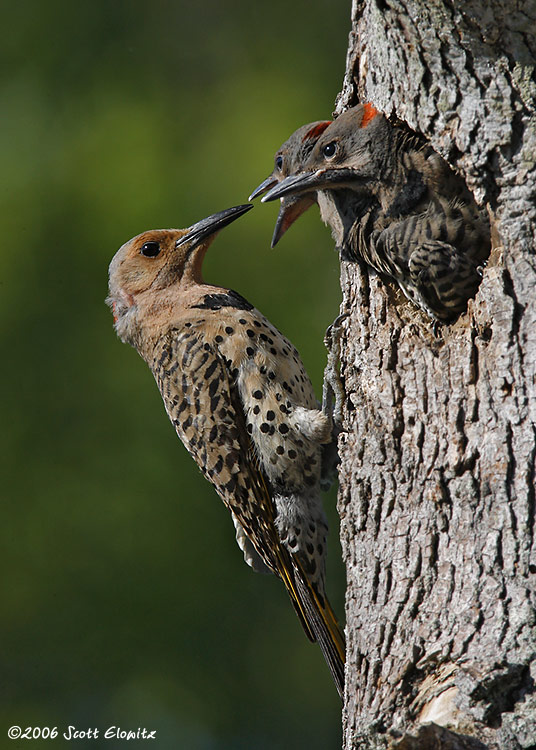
[322,142,337,158]
[275,156,283,171]
[140,241,161,258]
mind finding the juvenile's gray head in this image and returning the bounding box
[249,120,332,246]
[258,105,391,247]
[261,104,393,202]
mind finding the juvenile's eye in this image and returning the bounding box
[275,156,283,171]
[322,142,337,158]
[140,241,161,258]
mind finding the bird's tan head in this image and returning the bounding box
[107,204,253,344]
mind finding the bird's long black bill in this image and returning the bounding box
[175,204,253,248]
[248,175,278,201]
[261,168,360,202]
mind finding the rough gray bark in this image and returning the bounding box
[335,1,536,748]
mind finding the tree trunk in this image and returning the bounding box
[335,1,536,748]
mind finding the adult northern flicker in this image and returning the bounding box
[262,104,491,322]
[107,204,345,696]
[249,120,331,247]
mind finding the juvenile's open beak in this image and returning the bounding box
[175,204,253,248]
[271,195,316,248]
[248,175,278,201]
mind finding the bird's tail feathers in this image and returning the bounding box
[268,525,345,698]
[274,549,317,642]
[292,559,346,699]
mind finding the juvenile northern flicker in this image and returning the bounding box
[262,104,491,322]
[107,204,345,696]
[249,120,331,247]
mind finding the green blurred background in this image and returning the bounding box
[2,1,348,747]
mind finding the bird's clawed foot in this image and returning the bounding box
[322,313,348,429]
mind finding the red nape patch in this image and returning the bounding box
[361,103,380,128]
[302,121,332,142]
[112,301,118,323]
